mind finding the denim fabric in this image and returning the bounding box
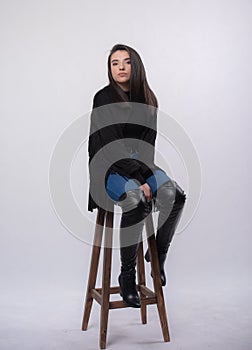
[106,169,170,203]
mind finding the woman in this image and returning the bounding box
[88,44,186,308]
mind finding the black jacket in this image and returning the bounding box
[88,84,162,212]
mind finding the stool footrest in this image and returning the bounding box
[95,286,120,295]
[90,285,157,309]
[138,285,156,298]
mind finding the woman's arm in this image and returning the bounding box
[88,92,146,184]
[136,109,157,181]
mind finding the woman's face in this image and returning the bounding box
[110,50,131,91]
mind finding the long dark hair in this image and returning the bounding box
[107,44,158,108]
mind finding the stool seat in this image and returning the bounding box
[82,206,170,349]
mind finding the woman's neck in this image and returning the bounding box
[116,82,130,92]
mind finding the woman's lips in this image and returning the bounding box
[118,73,127,76]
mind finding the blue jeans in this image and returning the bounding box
[106,169,170,203]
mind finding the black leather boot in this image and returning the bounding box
[118,189,151,307]
[145,180,186,286]
[118,265,141,308]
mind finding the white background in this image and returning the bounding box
[1,0,251,349]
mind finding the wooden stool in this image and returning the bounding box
[82,206,170,349]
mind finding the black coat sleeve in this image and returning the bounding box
[137,108,157,181]
[88,92,146,184]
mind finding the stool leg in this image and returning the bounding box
[100,210,114,349]
[137,239,147,324]
[82,208,105,331]
[145,214,170,342]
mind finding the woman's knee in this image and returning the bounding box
[174,181,186,206]
[156,180,186,208]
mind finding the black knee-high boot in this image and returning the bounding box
[118,189,151,308]
[145,180,186,286]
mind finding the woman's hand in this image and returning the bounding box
[139,183,152,202]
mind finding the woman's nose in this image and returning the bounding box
[119,62,125,70]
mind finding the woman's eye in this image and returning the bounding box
[126,60,131,64]
[112,63,118,66]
